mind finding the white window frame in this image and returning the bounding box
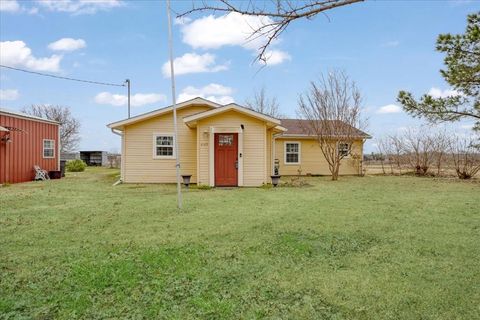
[338,142,350,158]
[284,141,301,165]
[43,139,55,159]
[153,133,175,159]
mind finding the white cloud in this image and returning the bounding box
[48,38,86,51]
[27,7,39,14]
[177,84,234,105]
[428,87,461,98]
[180,12,290,66]
[382,40,400,47]
[377,104,402,114]
[0,40,62,72]
[0,89,19,100]
[0,0,20,12]
[94,92,166,107]
[0,0,40,14]
[162,53,228,77]
[174,16,191,25]
[36,0,124,15]
[263,50,291,65]
[180,12,273,50]
[460,123,474,130]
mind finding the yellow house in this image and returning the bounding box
[107,97,370,186]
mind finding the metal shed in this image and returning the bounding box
[79,151,109,166]
[0,108,60,184]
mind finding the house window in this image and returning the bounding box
[153,134,175,159]
[43,139,55,158]
[218,134,233,146]
[339,143,350,157]
[285,142,300,164]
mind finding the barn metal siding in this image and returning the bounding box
[0,114,59,184]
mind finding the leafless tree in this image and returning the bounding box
[431,130,451,176]
[376,137,390,174]
[389,134,405,174]
[245,86,282,118]
[297,70,366,180]
[450,136,480,179]
[401,128,437,176]
[178,0,364,63]
[22,105,80,152]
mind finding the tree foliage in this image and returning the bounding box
[22,105,80,152]
[397,12,480,131]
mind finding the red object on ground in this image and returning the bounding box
[0,109,60,184]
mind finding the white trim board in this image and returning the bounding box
[284,141,301,165]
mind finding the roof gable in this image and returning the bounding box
[183,103,281,128]
[107,97,221,130]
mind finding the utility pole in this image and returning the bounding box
[166,0,182,210]
[125,79,131,118]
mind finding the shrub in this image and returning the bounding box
[66,159,87,172]
[195,184,212,190]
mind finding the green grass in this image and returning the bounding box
[1,168,479,319]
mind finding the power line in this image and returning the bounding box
[0,65,125,87]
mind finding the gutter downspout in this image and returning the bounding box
[111,128,124,185]
[272,133,283,175]
[360,138,367,176]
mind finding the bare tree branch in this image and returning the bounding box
[296,70,366,180]
[245,86,283,118]
[178,0,363,63]
[21,105,81,153]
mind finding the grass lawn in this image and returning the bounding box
[1,168,479,319]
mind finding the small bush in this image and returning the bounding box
[280,176,311,188]
[195,184,213,190]
[66,159,87,172]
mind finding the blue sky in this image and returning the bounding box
[0,0,478,153]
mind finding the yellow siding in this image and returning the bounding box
[197,110,267,186]
[275,138,363,176]
[123,105,211,183]
[122,104,365,184]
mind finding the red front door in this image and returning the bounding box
[214,133,238,187]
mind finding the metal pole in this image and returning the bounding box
[126,79,131,118]
[166,0,182,210]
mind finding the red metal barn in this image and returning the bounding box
[0,108,60,184]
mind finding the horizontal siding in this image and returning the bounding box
[123,105,210,183]
[275,138,363,176]
[197,110,267,186]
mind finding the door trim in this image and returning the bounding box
[208,126,243,187]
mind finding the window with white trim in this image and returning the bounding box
[154,134,175,158]
[285,142,300,164]
[338,143,350,157]
[43,139,55,158]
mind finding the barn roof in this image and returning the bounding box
[0,108,60,125]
